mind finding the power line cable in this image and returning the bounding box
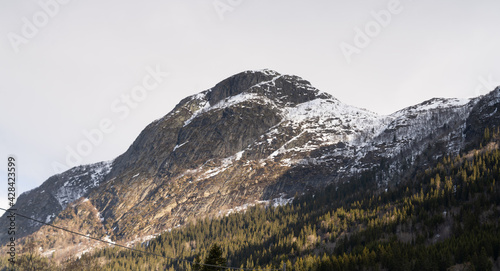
[0,207,282,271]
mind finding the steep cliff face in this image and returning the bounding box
[465,86,500,145]
[2,70,499,259]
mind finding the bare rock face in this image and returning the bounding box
[465,87,500,145]
[1,69,498,259]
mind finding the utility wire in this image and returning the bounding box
[0,207,282,271]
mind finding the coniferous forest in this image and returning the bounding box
[1,130,500,270]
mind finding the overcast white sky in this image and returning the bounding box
[1,0,500,213]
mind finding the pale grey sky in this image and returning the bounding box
[1,0,499,213]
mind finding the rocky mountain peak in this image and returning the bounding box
[203,69,330,108]
[205,69,280,105]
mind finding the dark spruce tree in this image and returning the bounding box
[202,244,227,271]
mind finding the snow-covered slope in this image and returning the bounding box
[0,161,113,243]
[53,161,112,209]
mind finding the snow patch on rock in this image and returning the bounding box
[54,161,112,210]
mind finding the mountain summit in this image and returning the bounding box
[1,70,498,259]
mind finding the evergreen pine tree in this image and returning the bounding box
[202,244,227,271]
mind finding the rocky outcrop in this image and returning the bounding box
[0,161,111,244]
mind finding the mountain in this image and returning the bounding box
[1,69,498,260]
[57,140,500,270]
